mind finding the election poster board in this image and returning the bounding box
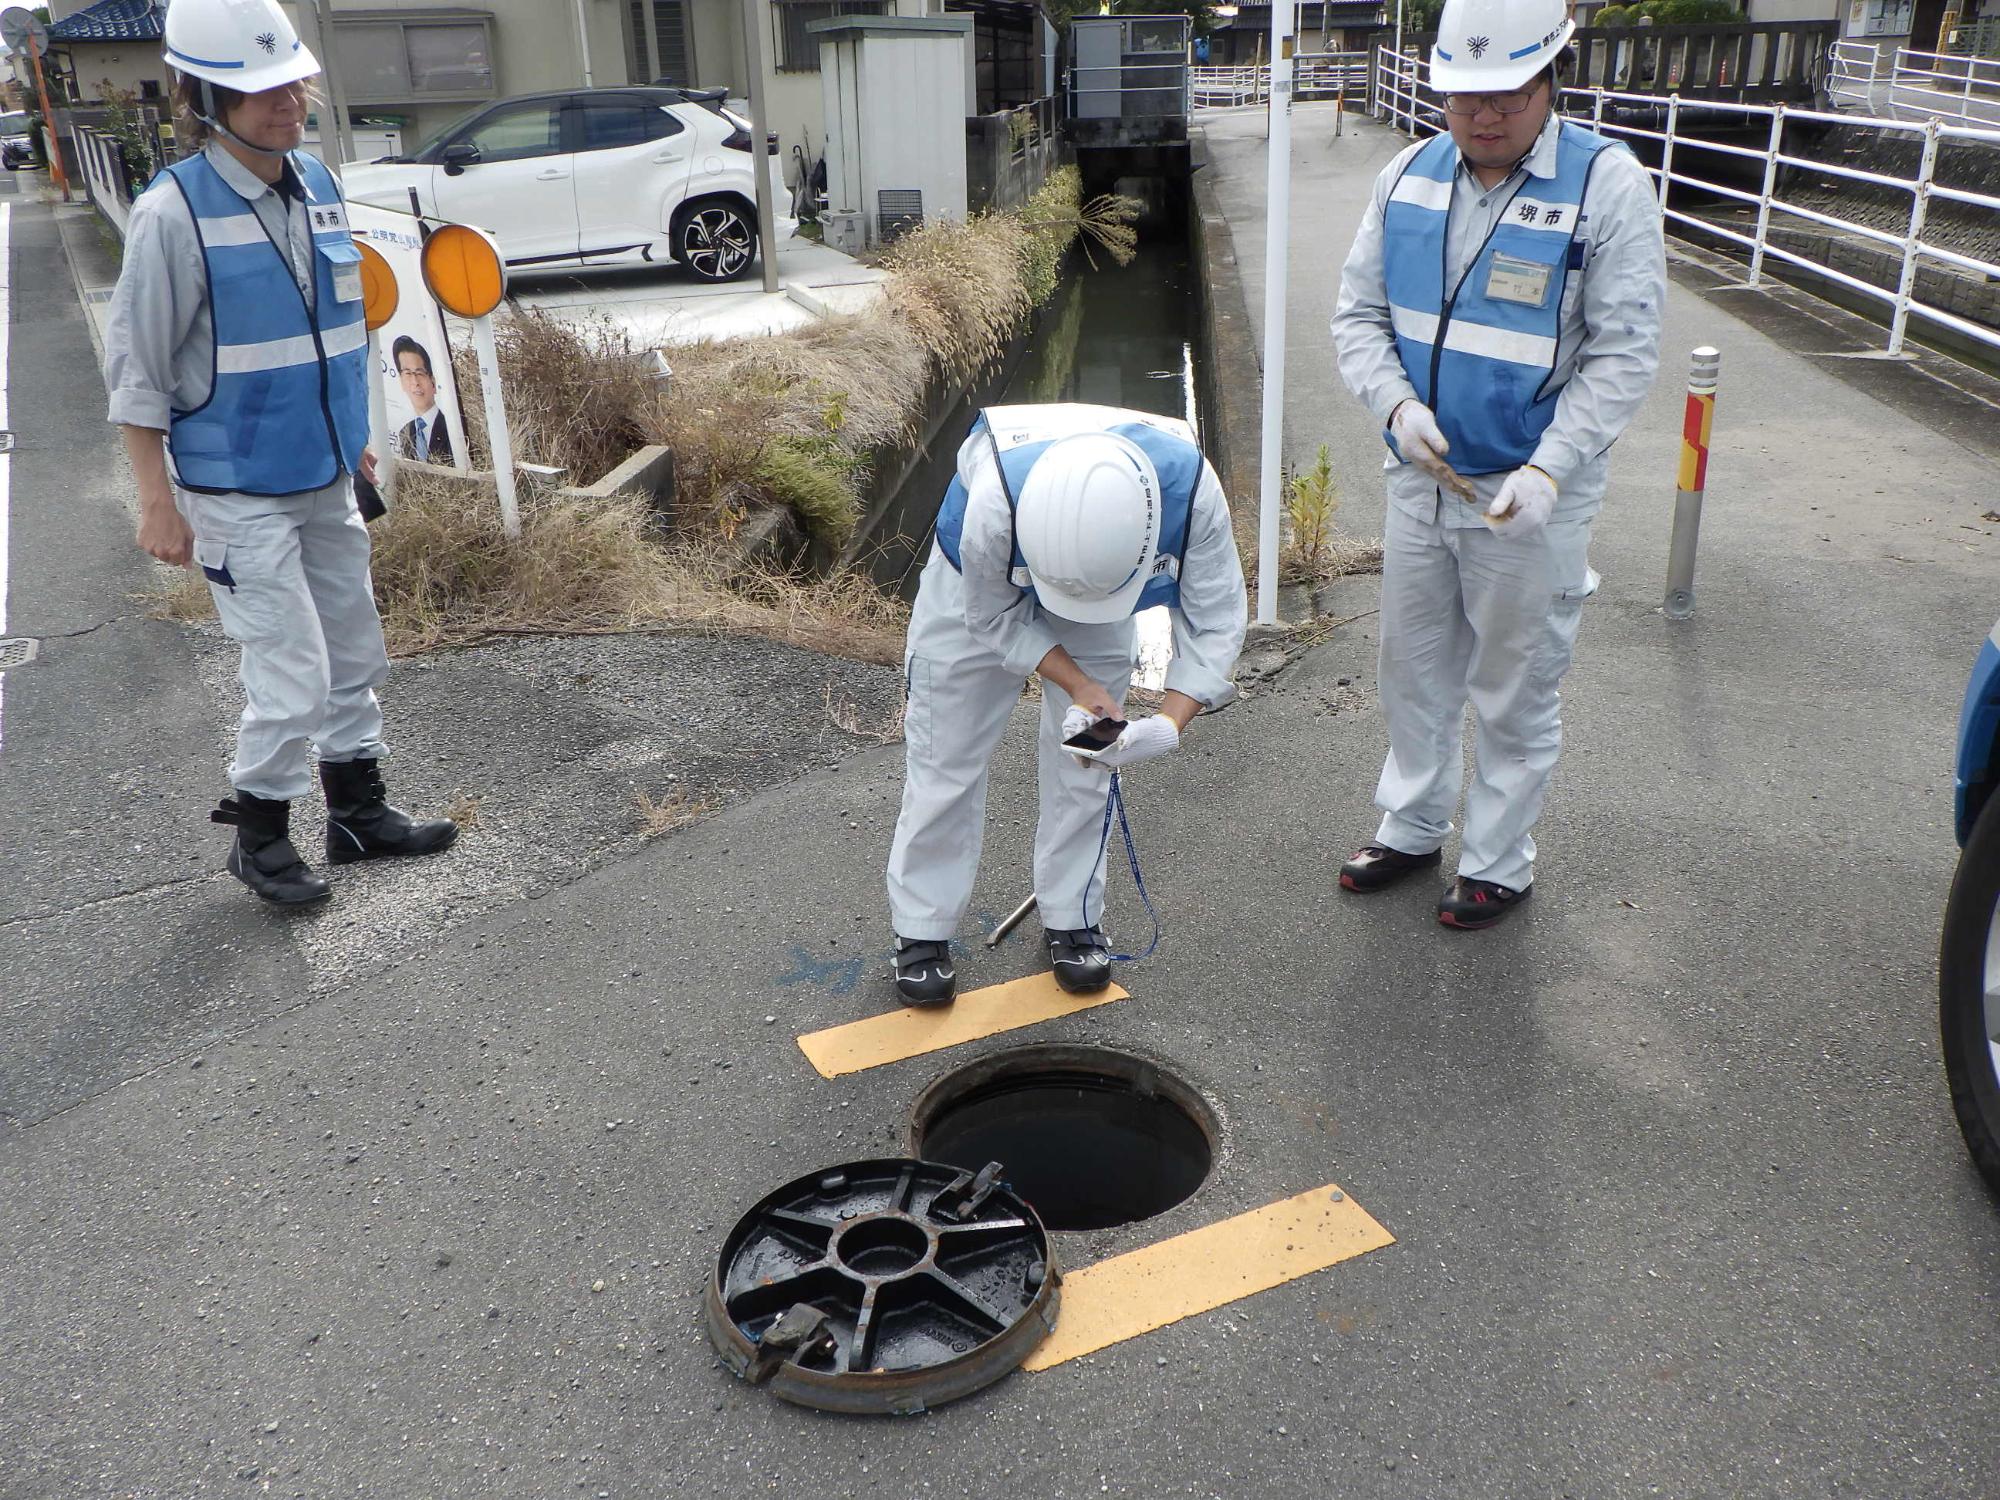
[348,201,472,475]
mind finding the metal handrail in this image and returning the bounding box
[1368,49,2000,362]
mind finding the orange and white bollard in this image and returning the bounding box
[1665,346,1721,621]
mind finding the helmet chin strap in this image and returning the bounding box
[198,78,290,160]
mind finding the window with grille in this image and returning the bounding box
[329,16,497,104]
[628,0,692,85]
[776,1,889,74]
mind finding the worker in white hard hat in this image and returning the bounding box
[101,0,456,905]
[884,404,1248,1005]
[1329,0,1665,928]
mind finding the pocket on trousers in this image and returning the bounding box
[903,657,933,760]
[194,538,235,590]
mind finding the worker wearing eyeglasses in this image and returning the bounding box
[1329,0,1665,928]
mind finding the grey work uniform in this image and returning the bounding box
[886,404,1249,941]
[104,142,389,802]
[1330,113,1665,891]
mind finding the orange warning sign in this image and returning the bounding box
[355,240,399,331]
[420,224,507,320]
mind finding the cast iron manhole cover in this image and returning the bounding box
[912,1044,1217,1231]
[707,1158,1057,1415]
[0,638,38,670]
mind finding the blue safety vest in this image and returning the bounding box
[1381,122,1619,476]
[934,410,1200,614]
[162,150,369,496]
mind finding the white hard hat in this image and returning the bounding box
[1429,0,1575,94]
[1014,432,1161,625]
[165,0,320,92]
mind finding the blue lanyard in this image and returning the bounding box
[1091,770,1161,963]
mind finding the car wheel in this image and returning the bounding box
[677,202,757,283]
[1942,786,2000,1196]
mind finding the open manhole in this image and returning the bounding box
[707,1158,1058,1415]
[911,1044,1217,1232]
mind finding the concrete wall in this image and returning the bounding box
[59,44,171,106]
[275,0,644,145]
[965,105,1060,211]
[1747,0,1845,22]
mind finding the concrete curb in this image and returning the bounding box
[1187,124,1266,573]
[49,203,117,365]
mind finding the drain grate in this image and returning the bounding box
[0,637,38,670]
[877,188,924,242]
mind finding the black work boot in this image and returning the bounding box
[1339,842,1442,892]
[212,792,332,906]
[320,758,459,865]
[1046,926,1112,995]
[893,936,958,1007]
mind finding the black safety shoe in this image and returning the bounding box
[1046,926,1112,994]
[893,936,957,1007]
[1438,877,1533,930]
[1339,842,1443,892]
[322,758,459,865]
[213,792,332,906]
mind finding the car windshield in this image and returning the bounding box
[408,105,492,161]
[0,111,30,137]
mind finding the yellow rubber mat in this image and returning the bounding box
[796,972,1131,1079]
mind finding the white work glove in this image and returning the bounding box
[1087,715,1181,772]
[1061,705,1097,742]
[1487,465,1558,533]
[1389,399,1454,486]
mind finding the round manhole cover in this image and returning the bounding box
[911,1045,1217,1232]
[707,1158,1057,1415]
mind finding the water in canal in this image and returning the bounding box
[856,236,1199,688]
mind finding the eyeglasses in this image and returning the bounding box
[1442,89,1540,117]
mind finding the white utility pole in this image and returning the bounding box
[1254,0,1293,625]
[739,0,781,294]
[574,0,596,88]
[299,0,356,168]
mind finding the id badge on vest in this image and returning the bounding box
[331,259,363,303]
[1485,252,1554,309]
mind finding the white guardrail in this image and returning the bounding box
[1373,48,2000,362]
[1192,53,1369,109]
[1827,41,2000,128]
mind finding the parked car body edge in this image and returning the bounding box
[341,87,791,283]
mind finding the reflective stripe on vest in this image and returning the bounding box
[934,410,1200,615]
[164,151,370,496]
[1381,122,1618,476]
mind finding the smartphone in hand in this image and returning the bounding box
[1063,717,1128,756]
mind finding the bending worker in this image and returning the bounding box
[886,403,1247,1005]
[103,0,456,906]
[1330,0,1664,929]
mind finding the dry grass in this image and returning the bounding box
[443,791,483,829]
[882,213,1036,384]
[146,565,217,623]
[368,467,907,661]
[446,308,660,483]
[633,787,712,839]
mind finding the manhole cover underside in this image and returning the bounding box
[912,1045,1217,1232]
[707,1158,1057,1415]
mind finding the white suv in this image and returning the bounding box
[342,87,791,283]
